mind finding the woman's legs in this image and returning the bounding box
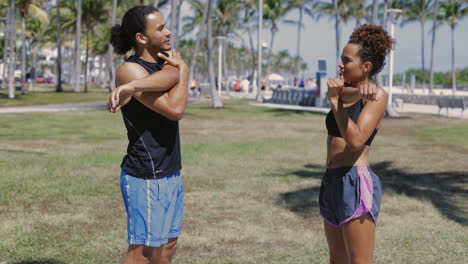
[324,221,348,264]
[342,213,376,264]
[324,212,376,264]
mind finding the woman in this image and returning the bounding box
[320,24,394,264]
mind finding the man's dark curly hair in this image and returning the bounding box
[348,24,395,77]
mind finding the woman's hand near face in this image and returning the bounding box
[356,81,379,102]
[327,75,344,105]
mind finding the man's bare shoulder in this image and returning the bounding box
[116,62,149,86]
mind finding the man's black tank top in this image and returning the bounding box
[325,99,377,146]
[120,55,181,178]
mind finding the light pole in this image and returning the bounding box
[386,9,402,109]
[256,0,263,102]
[215,36,226,96]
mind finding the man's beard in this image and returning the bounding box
[147,38,171,52]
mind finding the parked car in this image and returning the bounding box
[37,76,46,84]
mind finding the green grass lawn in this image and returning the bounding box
[0,83,109,107]
[0,99,467,263]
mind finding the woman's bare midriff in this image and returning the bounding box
[326,136,370,168]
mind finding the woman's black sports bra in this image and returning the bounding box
[325,99,377,146]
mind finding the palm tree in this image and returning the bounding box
[371,0,379,24]
[26,16,48,92]
[213,0,242,89]
[314,0,354,76]
[185,0,208,93]
[170,0,183,50]
[206,0,223,108]
[1,0,10,91]
[289,0,315,74]
[402,0,433,92]
[56,0,62,92]
[7,0,16,99]
[17,0,47,95]
[82,0,107,92]
[107,0,117,91]
[263,0,294,87]
[429,0,439,93]
[439,0,468,94]
[239,0,257,85]
[90,25,110,88]
[73,0,82,92]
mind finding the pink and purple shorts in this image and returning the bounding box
[319,166,382,227]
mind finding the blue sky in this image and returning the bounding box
[166,2,468,78]
[272,9,468,77]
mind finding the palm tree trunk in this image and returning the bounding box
[451,25,456,94]
[371,0,379,25]
[74,0,83,92]
[420,21,426,92]
[370,0,383,88]
[381,0,389,26]
[222,40,228,93]
[429,0,438,94]
[1,5,10,91]
[266,29,276,90]
[296,7,303,75]
[98,55,104,87]
[188,0,209,93]
[84,25,89,93]
[334,0,340,76]
[8,0,16,99]
[21,13,27,95]
[56,0,63,92]
[30,47,37,92]
[108,0,117,91]
[170,0,179,50]
[248,24,256,86]
[173,0,183,50]
[207,0,223,108]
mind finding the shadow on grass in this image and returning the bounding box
[264,108,327,117]
[275,163,325,218]
[0,148,46,155]
[277,162,467,225]
[11,260,65,264]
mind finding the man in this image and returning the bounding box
[108,5,188,264]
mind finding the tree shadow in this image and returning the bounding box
[372,161,467,226]
[0,148,46,155]
[264,108,326,117]
[277,162,468,225]
[11,260,65,264]
[274,164,325,218]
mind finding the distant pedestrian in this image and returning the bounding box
[190,78,198,96]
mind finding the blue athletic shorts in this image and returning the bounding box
[120,170,184,247]
[319,166,382,227]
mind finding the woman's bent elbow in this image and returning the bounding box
[169,110,184,121]
[347,142,365,152]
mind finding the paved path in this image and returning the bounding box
[250,102,468,119]
[1,99,467,119]
[0,101,107,114]
[250,102,330,114]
